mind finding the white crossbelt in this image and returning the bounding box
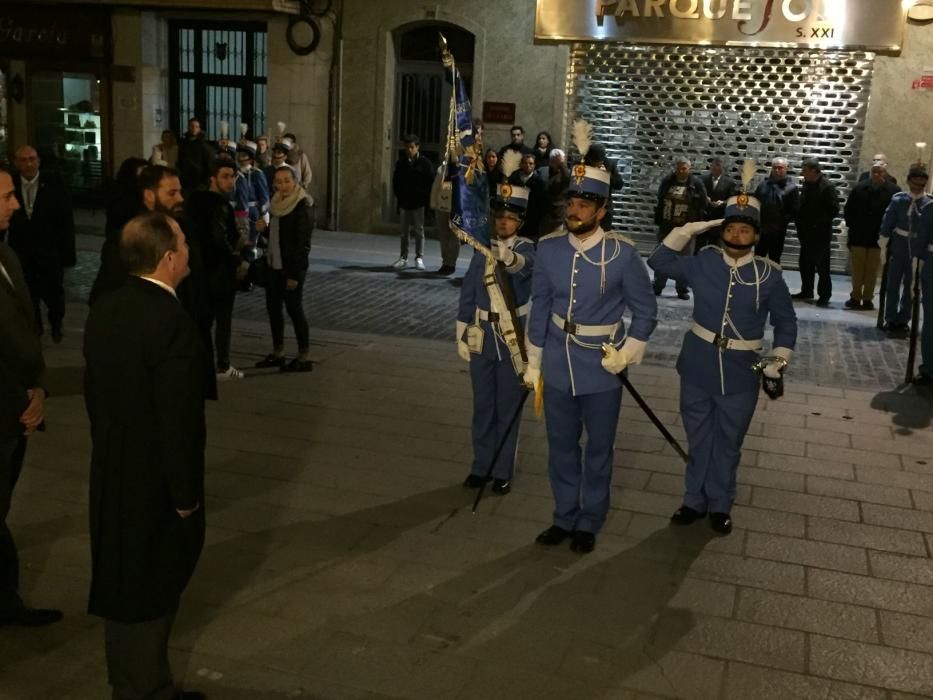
[552,313,620,337]
[691,323,763,352]
[894,228,910,237]
[476,302,530,322]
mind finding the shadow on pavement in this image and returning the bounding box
[871,384,933,430]
[43,365,86,398]
[338,264,400,273]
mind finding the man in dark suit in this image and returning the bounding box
[84,212,207,700]
[584,144,624,230]
[6,146,76,343]
[699,157,738,248]
[0,168,63,629]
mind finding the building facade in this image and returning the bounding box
[1,0,931,268]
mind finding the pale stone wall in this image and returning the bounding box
[337,0,569,233]
[863,22,933,185]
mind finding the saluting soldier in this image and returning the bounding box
[648,190,797,535]
[457,184,536,495]
[524,165,658,553]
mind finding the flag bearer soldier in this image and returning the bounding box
[648,189,797,535]
[457,184,536,495]
[879,166,932,337]
[524,165,658,554]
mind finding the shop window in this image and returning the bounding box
[30,72,102,193]
[170,21,267,141]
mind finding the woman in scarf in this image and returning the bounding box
[255,164,315,372]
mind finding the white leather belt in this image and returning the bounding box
[691,323,763,352]
[552,313,619,337]
[477,302,530,322]
[894,228,910,237]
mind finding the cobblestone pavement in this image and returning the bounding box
[66,228,915,390]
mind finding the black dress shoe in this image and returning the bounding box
[710,512,733,535]
[570,530,596,553]
[435,265,455,276]
[462,474,492,489]
[815,299,831,308]
[676,291,690,301]
[254,353,285,369]
[536,525,571,546]
[844,298,861,309]
[670,505,707,525]
[861,300,875,311]
[0,606,63,627]
[790,291,814,300]
[177,692,207,700]
[491,478,511,495]
[281,358,312,373]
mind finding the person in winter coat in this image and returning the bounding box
[753,157,799,264]
[653,157,709,299]
[793,158,840,307]
[843,162,899,310]
[176,118,214,194]
[255,165,315,373]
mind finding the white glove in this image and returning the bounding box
[763,362,783,379]
[878,236,889,260]
[490,241,516,266]
[677,219,724,238]
[522,365,541,389]
[600,337,648,375]
[456,321,470,362]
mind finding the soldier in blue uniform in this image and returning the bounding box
[880,167,932,337]
[524,165,658,553]
[457,184,536,495]
[235,140,271,264]
[915,189,933,385]
[648,193,797,535]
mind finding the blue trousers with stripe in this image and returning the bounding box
[543,384,623,534]
[469,355,525,481]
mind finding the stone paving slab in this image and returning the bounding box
[0,282,932,698]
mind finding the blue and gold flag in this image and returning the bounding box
[441,36,490,249]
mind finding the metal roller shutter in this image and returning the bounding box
[563,44,875,272]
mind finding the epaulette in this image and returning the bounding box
[538,230,567,242]
[606,231,636,247]
[755,255,783,271]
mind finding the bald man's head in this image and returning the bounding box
[14,146,39,180]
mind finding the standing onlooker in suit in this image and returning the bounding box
[256,165,315,373]
[793,158,840,307]
[584,144,624,230]
[498,125,533,161]
[84,212,207,700]
[7,146,76,343]
[0,168,62,630]
[843,161,899,310]
[391,135,434,270]
[538,149,570,237]
[753,157,799,264]
[508,153,547,241]
[858,154,898,187]
[653,157,708,299]
[699,157,738,248]
[177,117,214,194]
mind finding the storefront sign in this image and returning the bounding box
[482,102,517,125]
[912,68,933,90]
[536,0,907,51]
[0,5,112,61]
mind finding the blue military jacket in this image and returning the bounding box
[649,244,797,395]
[881,192,932,255]
[919,201,933,261]
[527,228,657,396]
[457,237,535,361]
[234,168,270,222]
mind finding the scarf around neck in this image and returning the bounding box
[270,186,311,218]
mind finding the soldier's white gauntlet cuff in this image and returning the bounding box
[525,342,543,370]
[620,337,647,365]
[456,320,468,342]
[505,252,525,273]
[662,228,694,252]
[772,346,793,364]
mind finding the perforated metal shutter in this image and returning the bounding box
[563,44,876,272]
